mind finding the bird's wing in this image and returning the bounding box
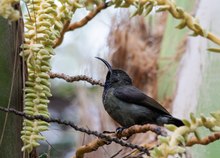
[113,86,170,115]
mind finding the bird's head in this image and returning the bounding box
[96,57,132,88]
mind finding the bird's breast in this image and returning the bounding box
[103,88,119,113]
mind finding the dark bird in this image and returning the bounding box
[96,57,184,128]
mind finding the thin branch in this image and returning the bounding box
[49,72,104,86]
[187,132,220,146]
[117,124,167,138]
[68,2,109,31]
[53,2,110,48]
[0,107,149,154]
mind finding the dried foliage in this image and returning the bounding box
[108,13,166,98]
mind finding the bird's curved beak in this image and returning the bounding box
[95,57,112,74]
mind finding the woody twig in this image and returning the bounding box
[49,72,104,86]
[53,2,110,48]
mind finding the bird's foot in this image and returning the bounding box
[115,127,130,140]
[121,136,130,140]
[116,127,125,134]
[101,131,114,145]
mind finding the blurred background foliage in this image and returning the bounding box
[14,0,219,157]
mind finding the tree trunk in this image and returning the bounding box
[0,4,24,157]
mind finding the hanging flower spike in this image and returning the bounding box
[0,0,20,21]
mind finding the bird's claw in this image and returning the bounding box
[116,127,125,134]
[122,136,130,140]
[115,127,130,140]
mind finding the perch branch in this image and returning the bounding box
[187,132,220,146]
[74,124,166,158]
[49,72,104,86]
[0,107,149,154]
[116,124,167,138]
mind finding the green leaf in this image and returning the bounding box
[182,119,191,127]
[165,124,177,131]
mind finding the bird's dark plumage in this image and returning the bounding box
[96,57,184,128]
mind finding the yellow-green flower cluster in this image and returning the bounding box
[20,0,57,152]
[113,0,155,15]
[20,0,102,153]
[78,0,104,10]
[56,0,81,26]
[20,0,80,153]
[112,0,201,31]
[111,0,220,49]
[0,0,20,21]
[150,111,220,158]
